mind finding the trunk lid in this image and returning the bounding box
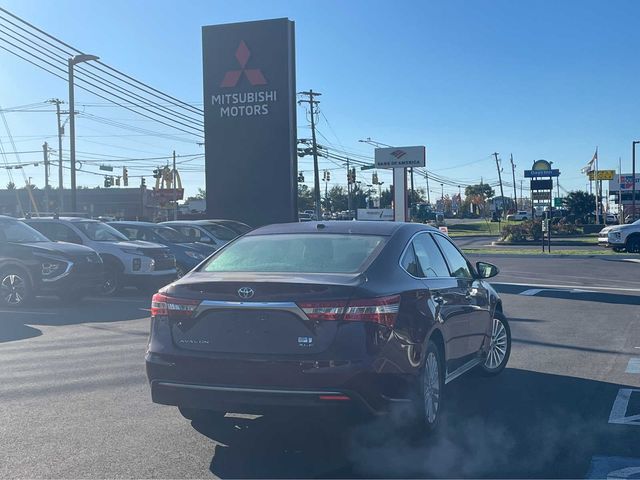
[165,272,363,355]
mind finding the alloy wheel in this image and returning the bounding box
[485,317,509,370]
[101,271,118,296]
[1,273,27,306]
[423,351,440,424]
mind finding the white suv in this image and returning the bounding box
[598,219,640,253]
[506,211,530,221]
[24,217,177,295]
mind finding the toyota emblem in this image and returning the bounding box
[237,287,254,299]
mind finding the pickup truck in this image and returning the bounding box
[598,219,640,253]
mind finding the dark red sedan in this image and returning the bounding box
[146,221,510,430]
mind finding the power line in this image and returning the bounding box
[0,6,203,116]
[0,16,203,138]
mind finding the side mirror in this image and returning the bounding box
[476,261,499,279]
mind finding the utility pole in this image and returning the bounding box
[410,167,415,212]
[42,142,49,211]
[510,154,517,212]
[493,152,505,218]
[425,171,431,204]
[520,179,523,210]
[173,150,178,221]
[298,90,322,220]
[619,156,623,224]
[48,99,65,211]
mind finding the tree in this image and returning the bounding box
[326,185,348,212]
[565,190,595,222]
[297,184,314,212]
[186,188,206,202]
[464,183,494,217]
[465,183,494,199]
[6,181,15,190]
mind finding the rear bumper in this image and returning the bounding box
[145,346,415,415]
[149,379,377,415]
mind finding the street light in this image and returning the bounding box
[633,141,639,222]
[68,54,99,212]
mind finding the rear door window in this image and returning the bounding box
[432,234,473,279]
[400,242,424,277]
[412,233,450,277]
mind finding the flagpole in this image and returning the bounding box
[594,147,599,224]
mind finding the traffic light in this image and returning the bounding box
[152,168,162,179]
[347,167,356,184]
[326,171,331,182]
[297,172,305,182]
[115,176,121,187]
[104,176,113,188]
[122,167,128,186]
[140,177,146,187]
[372,172,379,185]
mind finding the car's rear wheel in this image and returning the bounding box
[0,269,32,307]
[626,236,640,254]
[178,407,225,423]
[416,340,444,432]
[478,312,511,376]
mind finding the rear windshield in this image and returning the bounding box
[201,233,386,273]
[201,223,239,241]
[75,222,128,241]
[152,226,189,243]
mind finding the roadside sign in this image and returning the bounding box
[374,146,426,168]
[588,170,615,181]
[356,208,393,221]
[554,197,563,207]
[531,179,553,190]
[438,226,449,235]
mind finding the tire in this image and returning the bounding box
[0,268,33,307]
[626,236,640,254]
[415,340,444,433]
[100,267,121,297]
[478,312,511,376]
[178,407,225,423]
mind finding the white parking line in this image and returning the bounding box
[626,358,640,374]
[519,289,544,296]
[494,281,640,293]
[608,389,640,425]
[586,456,640,479]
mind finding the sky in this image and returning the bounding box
[1,0,639,200]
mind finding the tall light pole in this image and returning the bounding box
[68,54,99,212]
[633,141,639,221]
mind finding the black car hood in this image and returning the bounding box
[15,241,96,258]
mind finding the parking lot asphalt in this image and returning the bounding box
[1,255,639,479]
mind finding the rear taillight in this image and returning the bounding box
[298,295,400,327]
[344,295,400,327]
[299,300,348,321]
[150,293,200,318]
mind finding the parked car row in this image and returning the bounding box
[0,215,250,307]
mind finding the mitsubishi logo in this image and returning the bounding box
[221,41,267,88]
[390,150,407,159]
[237,287,255,299]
